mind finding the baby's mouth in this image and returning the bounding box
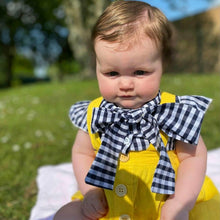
[120,95,135,99]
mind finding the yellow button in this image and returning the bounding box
[120,153,129,162]
[115,184,127,197]
[119,214,131,220]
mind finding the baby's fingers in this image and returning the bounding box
[94,193,108,215]
[82,189,108,219]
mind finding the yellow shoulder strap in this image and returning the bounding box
[159,92,176,145]
[160,91,176,104]
[87,92,176,151]
[87,97,103,151]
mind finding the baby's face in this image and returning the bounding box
[95,37,163,109]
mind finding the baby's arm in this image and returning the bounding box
[72,129,97,194]
[160,136,207,220]
[72,129,108,219]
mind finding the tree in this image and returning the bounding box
[0,0,70,87]
[63,0,112,78]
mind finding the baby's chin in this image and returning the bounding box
[115,101,143,109]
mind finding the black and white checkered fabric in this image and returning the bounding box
[69,100,90,133]
[69,92,212,194]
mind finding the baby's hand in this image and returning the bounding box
[160,198,189,220]
[81,188,108,219]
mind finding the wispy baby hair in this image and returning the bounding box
[92,0,174,63]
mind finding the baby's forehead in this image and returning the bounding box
[95,32,160,53]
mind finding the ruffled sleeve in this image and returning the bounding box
[176,95,212,113]
[173,94,212,144]
[155,94,212,147]
[69,101,90,132]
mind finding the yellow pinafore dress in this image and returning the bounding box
[72,92,220,220]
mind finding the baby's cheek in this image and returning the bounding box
[100,85,115,100]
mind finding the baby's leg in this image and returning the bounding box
[54,200,85,220]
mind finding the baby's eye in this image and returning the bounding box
[134,70,147,75]
[106,71,119,77]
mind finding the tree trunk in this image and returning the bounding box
[63,0,111,78]
[4,46,14,88]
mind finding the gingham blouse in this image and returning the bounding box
[69,92,211,194]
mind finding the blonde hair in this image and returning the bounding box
[92,0,174,63]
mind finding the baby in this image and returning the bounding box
[54,1,220,219]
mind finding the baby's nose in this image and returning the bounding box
[119,77,134,91]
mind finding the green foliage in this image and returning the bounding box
[0,73,219,219]
[0,0,72,87]
[48,60,81,81]
[13,54,34,77]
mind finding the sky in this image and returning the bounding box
[143,0,220,21]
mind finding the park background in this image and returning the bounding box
[0,0,220,219]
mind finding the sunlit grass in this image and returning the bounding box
[0,73,219,219]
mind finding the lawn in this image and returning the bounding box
[0,73,219,219]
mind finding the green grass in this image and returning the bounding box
[0,73,219,219]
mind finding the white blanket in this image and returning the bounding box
[29,148,220,220]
